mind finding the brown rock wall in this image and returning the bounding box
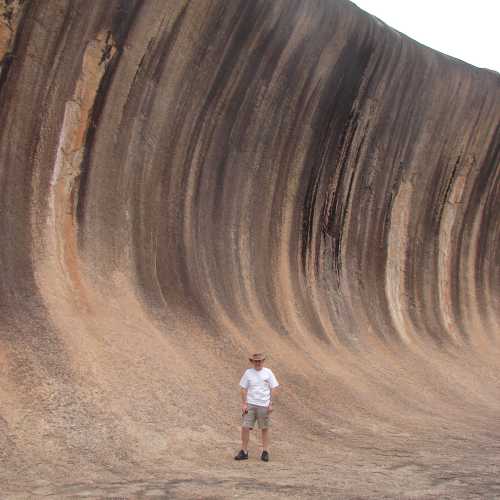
[0,0,499,495]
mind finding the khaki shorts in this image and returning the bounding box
[242,404,271,429]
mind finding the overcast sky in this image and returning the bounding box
[352,0,499,72]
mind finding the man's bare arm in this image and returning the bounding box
[268,386,279,412]
[240,388,248,412]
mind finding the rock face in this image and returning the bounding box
[0,0,499,495]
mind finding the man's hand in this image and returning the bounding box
[267,402,273,413]
[241,402,248,414]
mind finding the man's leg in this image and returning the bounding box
[261,428,269,451]
[241,426,250,452]
[257,406,271,461]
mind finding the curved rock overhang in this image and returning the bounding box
[0,0,498,495]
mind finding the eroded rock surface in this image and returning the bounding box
[0,0,498,497]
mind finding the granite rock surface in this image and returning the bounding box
[0,0,499,497]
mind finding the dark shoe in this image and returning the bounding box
[261,450,269,462]
[234,450,248,460]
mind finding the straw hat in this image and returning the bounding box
[249,352,266,362]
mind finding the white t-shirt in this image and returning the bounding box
[239,367,279,407]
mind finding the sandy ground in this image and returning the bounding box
[3,423,500,499]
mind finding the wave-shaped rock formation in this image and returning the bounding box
[1,0,499,496]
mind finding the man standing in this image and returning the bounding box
[234,353,279,462]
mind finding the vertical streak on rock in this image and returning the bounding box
[463,152,498,342]
[385,180,413,344]
[48,32,116,301]
[478,134,500,336]
[437,156,468,342]
[0,0,26,89]
[471,128,500,339]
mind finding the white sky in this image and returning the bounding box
[352,0,499,72]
